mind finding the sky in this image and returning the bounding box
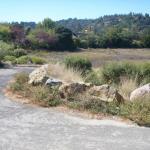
[0,0,150,22]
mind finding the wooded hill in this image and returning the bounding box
[0,13,150,50]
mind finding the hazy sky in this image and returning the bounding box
[0,0,150,22]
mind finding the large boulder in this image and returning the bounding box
[89,84,124,103]
[59,82,92,98]
[59,83,123,103]
[28,64,49,85]
[130,83,150,101]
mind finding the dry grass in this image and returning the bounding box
[31,48,150,68]
[118,78,138,100]
[47,63,83,83]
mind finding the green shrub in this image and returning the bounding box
[101,63,126,84]
[85,70,102,85]
[31,56,46,64]
[0,49,13,61]
[48,98,62,107]
[140,63,150,84]
[4,55,17,64]
[16,56,46,65]
[101,63,140,83]
[16,56,31,64]
[22,84,61,107]
[101,62,150,84]
[13,49,27,58]
[48,87,62,107]
[0,41,14,51]
[64,56,92,74]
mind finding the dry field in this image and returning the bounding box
[31,48,150,68]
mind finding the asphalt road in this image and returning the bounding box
[0,67,150,150]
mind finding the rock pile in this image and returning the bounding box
[28,65,124,103]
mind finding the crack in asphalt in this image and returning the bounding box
[0,67,150,150]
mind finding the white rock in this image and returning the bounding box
[89,84,124,103]
[45,78,62,86]
[130,83,150,101]
[28,65,49,84]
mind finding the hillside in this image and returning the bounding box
[57,13,150,35]
[0,13,150,51]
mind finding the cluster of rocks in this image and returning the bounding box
[28,65,150,102]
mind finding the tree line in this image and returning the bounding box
[58,13,150,48]
[0,18,76,51]
[0,13,150,51]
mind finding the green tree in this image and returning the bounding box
[142,29,150,47]
[0,24,11,42]
[56,27,76,50]
[37,18,56,30]
[27,28,57,49]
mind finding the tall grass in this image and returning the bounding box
[47,63,83,83]
[118,78,138,100]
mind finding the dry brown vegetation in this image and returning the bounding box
[118,78,138,100]
[31,48,150,68]
[47,63,83,83]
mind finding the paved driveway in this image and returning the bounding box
[0,67,150,150]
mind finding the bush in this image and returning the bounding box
[77,39,88,48]
[30,56,46,64]
[13,49,27,58]
[16,56,31,64]
[85,70,102,85]
[64,56,92,74]
[101,62,142,84]
[0,41,14,51]
[140,63,150,84]
[100,62,150,85]
[3,55,17,64]
[0,49,14,61]
[5,55,45,65]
